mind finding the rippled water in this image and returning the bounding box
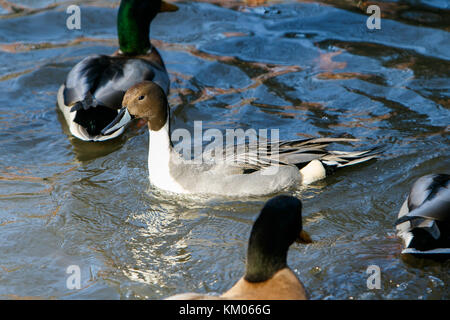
[0,0,449,299]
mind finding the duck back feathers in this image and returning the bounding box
[61,53,169,137]
[396,174,450,256]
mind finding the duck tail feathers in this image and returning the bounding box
[321,145,384,169]
[69,91,100,112]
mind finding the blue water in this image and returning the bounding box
[0,0,448,299]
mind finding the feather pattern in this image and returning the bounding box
[58,52,170,140]
[395,174,450,255]
[102,82,384,196]
[63,54,169,111]
[57,0,176,141]
[396,174,450,225]
[204,137,382,172]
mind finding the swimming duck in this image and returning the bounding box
[166,195,312,300]
[395,174,450,257]
[57,0,178,141]
[102,81,382,196]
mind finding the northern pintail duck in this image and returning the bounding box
[103,81,382,197]
[57,0,178,141]
[166,195,311,300]
[395,174,450,257]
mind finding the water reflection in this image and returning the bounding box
[0,0,448,300]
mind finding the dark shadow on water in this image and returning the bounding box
[401,253,450,266]
[55,105,135,162]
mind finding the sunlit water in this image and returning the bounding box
[0,0,449,299]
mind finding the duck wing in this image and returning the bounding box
[217,137,382,172]
[63,55,169,111]
[396,174,450,225]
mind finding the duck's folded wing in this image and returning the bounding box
[395,187,450,225]
[213,137,321,168]
[219,137,381,171]
[63,55,167,111]
[63,55,110,108]
[93,59,163,108]
[395,174,450,225]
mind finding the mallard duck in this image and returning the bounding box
[57,0,178,141]
[101,81,382,196]
[166,195,312,300]
[395,174,450,257]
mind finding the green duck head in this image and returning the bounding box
[117,0,178,55]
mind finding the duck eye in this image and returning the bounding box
[138,95,145,101]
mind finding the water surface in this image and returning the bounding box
[0,0,449,299]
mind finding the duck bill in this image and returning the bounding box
[296,230,312,244]
[160,1,178,12]
[101,108,132,136]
